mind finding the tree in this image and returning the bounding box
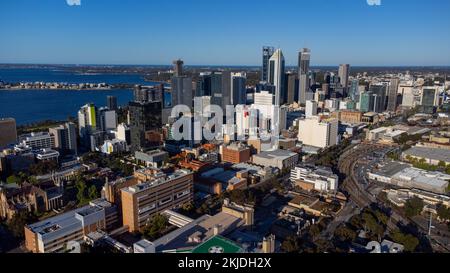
[438,161,447,168]
[7,211,38,238]
[436,204,450,221]
[334,225,357,242]
[309,225,321,240]
[390,230,419,252]
[404,197,424,218]
[6,175,21,185]
[29,160,58,175]
[281,236,300,253]
[76,180,87,205]
[88,185,98,200]
[143,214,169,241]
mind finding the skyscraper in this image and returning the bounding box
[173,59,184,77]
[285,72,298,105]
[171,76,193,108]
[196,72,212,97]
[129,101,162,152]
[349,79,360,101]
[231,72,247,106]
[99,108,118,131]
[305,100,318,118]
[78,103,97,138]
[107,96,118,111]
[261,46,275,82]
[268,49,285,106]
[211,71,232,110]
[298,48,311,104]
[387,78,400,112]
[49,122,78,155]
[0,118,17,148]
[338,64,350,89]
[421,87,439,107]
[370,84,388,113]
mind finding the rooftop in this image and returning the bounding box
[253,149,297,160]
[392,167,450,189]
[403,146,450,162]
[191,235,243,254]
[123,169,191,194]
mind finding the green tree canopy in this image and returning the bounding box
[404,197,424,218]
[143,214,169,241]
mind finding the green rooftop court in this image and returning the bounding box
[191,236,243,254]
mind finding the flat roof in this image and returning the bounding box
[191,235,243,254]
[254,149,297,160]
[393,167,450,189]
[123,169,191,194]
[403,146,450,162]
[372,161,410,177]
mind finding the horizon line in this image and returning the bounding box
[1,62,450,68]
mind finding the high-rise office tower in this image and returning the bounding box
[387,78,400,112]
[369,84,388,113]
[78,103,98,139]
[49,122,78,155]
[196,72,212,97]
[262,46,275,82]
[210,71,231,110]
[268,49,285,106]
[350,79,360,101]
[107,96,118,111]
[421,87,439,107]
[173,59,184,77]
[359,92,374,112]
[338,64,350,89]
[285,72,299,105]
[231,72,247,106]
[171,76,193,108]
[305,100,318,118]
[0,118,17,148]
[298,48,311,104]
[129,101,163,152]
[99,108,118,131]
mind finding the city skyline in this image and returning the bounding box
[0,0,449,66]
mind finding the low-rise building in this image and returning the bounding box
[290,165,338,192]
[135,150,169,168]
[24,199,118,253]
[220,143,251,164]
[252,149,298,171]
[368,161,450,194]
[402,146,450,166]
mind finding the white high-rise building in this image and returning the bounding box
[298,116,338,148]
[305,100,318,118]
[254,91,274,105]
[268,49,285,106]
[78,103,97,138]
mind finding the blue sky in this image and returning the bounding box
[0,0,449,66]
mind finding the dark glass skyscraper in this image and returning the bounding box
[261,46,275,82]
[107,96,118,111]
[298,48,311,104]
[173,59,184,77]
[129,101,162,152]
[387,78,400,112]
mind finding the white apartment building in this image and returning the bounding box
[298,116,338,149]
